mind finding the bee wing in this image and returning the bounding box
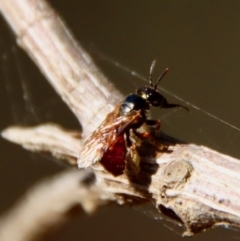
[78,107,140,168]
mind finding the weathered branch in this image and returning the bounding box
[3,124,240,236]
[1,0,240,239]
[0,0,122,137]
[0,169,110,241]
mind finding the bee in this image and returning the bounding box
[78,60,188,176]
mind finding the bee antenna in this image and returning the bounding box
[149,60,156,87]
[154,67,169,90]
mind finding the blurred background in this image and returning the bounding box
[0,1,240,240]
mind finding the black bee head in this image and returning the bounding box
[136,60,189,111]
[136,86,167,107]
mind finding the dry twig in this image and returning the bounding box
[0,169,110,241]
[1,0,240,240]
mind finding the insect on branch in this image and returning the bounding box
[1,0,240,240]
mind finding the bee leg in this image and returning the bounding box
[133,119,161,142]
[125,129,140,174]
[126,144,140,174]
[145,119,161,134]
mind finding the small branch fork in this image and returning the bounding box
[1,0,240,240]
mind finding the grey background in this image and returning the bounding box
[0,1,240,240]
